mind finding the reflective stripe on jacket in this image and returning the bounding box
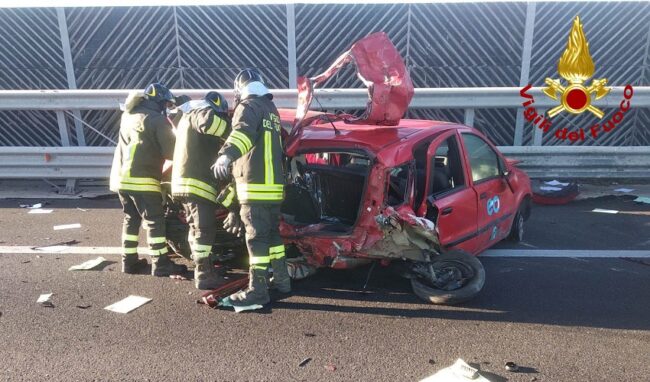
[219,95,285,204]
[110,99,175,194]
[171,103,231,204]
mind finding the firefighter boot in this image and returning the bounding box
[151,255,188,277]
[122,254,148,274]
[229,267,270,307]
[194,256,226,290]
[270,257,291,294]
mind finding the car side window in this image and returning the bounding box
[461,133,500,183]
[430,136,465,195]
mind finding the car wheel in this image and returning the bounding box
[410,250,485,305]
[508,209,525,243]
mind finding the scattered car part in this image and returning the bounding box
[199,277,249,308]
[298,358,312,367]
[68,257,108,271]
[532,179,579,205]
[505,362,519,372]
[37,293,54,307]
[420,359,491,382]
[104,295,152,314]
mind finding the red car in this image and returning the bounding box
[176,33,532,305]
[276,33,532,304]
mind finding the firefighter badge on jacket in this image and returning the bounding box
[519,16,634,143]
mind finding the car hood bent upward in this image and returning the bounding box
[285,32,414,156]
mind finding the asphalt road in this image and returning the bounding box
[0,195,649,381]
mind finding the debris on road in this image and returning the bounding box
[20,203,46,209]
[614,188,634,193]
[28,209,53,214]
[324,363,337,372]
[303,333,316,337]
[545,180,569,187]
[68,257,109,271]
[592,208,619,214]
[532,179,579,205]
[53,223,82,231]
[104,295,152,314]
[76,207,89,212]
[420,359,491,382]
[76,304,92,309]
[169,274,188,281]
[298,358,312,367]
[505,362,519,372]
[633,196,650,204]
[37,293,54,307]
[428,359,436,365]
[21,260,30,264]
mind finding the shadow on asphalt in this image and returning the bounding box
[273,258,650,331]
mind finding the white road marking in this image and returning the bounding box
[0,246,145,255]
[482,249,650,258]
[0,246,649,258]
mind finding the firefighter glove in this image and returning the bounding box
[212,155,232,180]
[223,211,243,237]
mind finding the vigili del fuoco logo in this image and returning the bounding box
[519,16,634,143]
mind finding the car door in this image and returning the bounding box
[459,132,516,252]
[418,131,479,254]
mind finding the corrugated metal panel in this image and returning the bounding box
[178,5,288,88]
[0,2,649,147]
[296,3,408,89]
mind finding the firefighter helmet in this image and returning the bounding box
[143,83,175,104]
[204,91,229,114]
[233,68,264,104]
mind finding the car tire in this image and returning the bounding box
[410,250,485,305]
[508,209,525,243]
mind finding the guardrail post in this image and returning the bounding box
[56,8,85,147]
[286,4,298,88]
[532,109,545,146]
[55,111,77,194]
[464,108,475,127]
[513,1,536,146]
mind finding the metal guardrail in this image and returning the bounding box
[0,87,648,110]
[499,146,650,179]
[0,87,649,181]
[1,146,648,180]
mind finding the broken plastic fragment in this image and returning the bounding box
[37,293,54,307]
[29,209,53,214]
[53,223,82,230]
[592,208,618,214]
[505,362,519,372]
[420,359,491,382]
[633,196,650,204]
[298,358,312,367]
[68,257,108,271]
[104,295,152,314]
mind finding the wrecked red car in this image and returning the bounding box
[277,33,532,304]
[170,33,532,305]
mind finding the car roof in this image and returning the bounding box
[278,109,471,154]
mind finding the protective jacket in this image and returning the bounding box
[171,101,230,204]
[110,97,175,193]
[219,95,284,204]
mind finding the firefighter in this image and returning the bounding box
[171,91,237,290]
[213,68,291,308]
[110,83,187,276]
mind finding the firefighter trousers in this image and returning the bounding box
[118,191,168,257]
[239,204,285,272]
[182,199,217,262]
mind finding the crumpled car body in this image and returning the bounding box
[279,110,532,270]
[279,32,532,270]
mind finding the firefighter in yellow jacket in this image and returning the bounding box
[213,69,291,309]
[110,83,187,276]
[171,92,238,290]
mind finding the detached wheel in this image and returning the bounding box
[410,250,485,305]
[508,209,525,243]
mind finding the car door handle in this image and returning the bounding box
[480,192,488,200]
[441,207,453,215]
